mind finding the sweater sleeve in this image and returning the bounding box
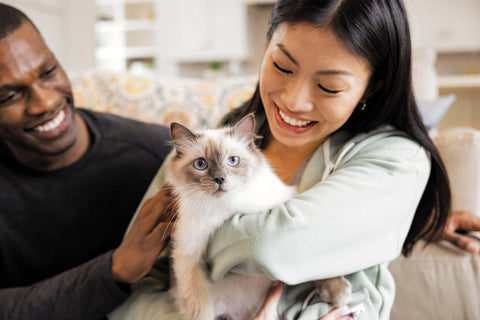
[0,251,128,320]
[206,135,431,285]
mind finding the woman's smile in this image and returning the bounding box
[274,104,316,133]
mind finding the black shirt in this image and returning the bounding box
[0,109,171,319]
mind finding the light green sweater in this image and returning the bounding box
[111,125,430,320]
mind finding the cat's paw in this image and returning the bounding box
[315,276,352,307]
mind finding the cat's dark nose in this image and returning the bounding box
[214,177,225,185]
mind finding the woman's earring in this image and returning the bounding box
[360,101,367,111]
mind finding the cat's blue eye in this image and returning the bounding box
[193,158,208,170]
[227,156,240,167]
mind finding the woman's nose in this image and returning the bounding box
[282,79,315,112]
[27,83,60,115]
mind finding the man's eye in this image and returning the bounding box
[317,83,341,94]
[273,61,292,74]
[42,65,57,77]
[0,93,16,104]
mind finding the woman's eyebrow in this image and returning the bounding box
[277,44,298,66]
[315,69,353,76]
[277,44,353,77]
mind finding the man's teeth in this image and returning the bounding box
[34,110,65,132]
[279,109,312,127]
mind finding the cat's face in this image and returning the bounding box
[169,115,262,198]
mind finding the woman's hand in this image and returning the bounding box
[253,282,353,320]
[253,282,284,320]
[438,210,480,253]
[112,185,177,283]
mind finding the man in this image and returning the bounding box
[0,4,174,319]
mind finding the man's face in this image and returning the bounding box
[0,22,79,161]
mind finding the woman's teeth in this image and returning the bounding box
[34,110,65,132]
[279,109,312,127]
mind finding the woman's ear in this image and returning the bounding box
[364,79,384,99]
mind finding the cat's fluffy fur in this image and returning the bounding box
[166,114,350,320]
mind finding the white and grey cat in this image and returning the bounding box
[166,114,351,320]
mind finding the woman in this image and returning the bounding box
[112,0,450,319]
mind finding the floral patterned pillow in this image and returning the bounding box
[71,71,258,129]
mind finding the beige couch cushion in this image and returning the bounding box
[389,127,480,320]
[71,71,257,129]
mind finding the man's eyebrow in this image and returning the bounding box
[0,84,21,92]
[277,44,299,66]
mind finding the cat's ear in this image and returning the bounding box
[170,122,197,155]
[232,113,256,142]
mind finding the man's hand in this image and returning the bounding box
[439,210,480,253]
[253,282,353,320]
[112,186,177,284]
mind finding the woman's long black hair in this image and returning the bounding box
[222,0,450,256]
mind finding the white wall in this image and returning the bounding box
[404,0,480,51]
[2,0,96,75]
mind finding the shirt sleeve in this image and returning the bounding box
[0,251,128,320]
[206,135,431,285]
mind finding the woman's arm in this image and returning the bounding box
[207,135,431,284]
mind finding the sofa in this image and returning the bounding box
[71,49,480,319]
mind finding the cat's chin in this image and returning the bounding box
[210,189,228,198]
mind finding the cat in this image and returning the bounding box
[165,114,351,320]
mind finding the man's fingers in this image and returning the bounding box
[456,210,480,231]
[135,191,176,233]
[151,220,175,244]
[442,231,480,253]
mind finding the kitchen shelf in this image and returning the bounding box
[94,0,157,73]
[438,75,480,89]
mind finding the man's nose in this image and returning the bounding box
[26,83,59,115]
[282,79,315,112]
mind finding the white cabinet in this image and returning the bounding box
[405,0,480,89]
[93,0,279,77]
[157,0,251,77]
[94,0,255,77]
[95,0,157,75]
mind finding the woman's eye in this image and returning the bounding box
[193,158,208,170]
[273,61,292,74]
[42,65,57,78]
[227,156,240,167]
[317,83,341,94]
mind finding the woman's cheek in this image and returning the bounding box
[320,99,355,122]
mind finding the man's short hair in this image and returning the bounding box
[0,3,35,40]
